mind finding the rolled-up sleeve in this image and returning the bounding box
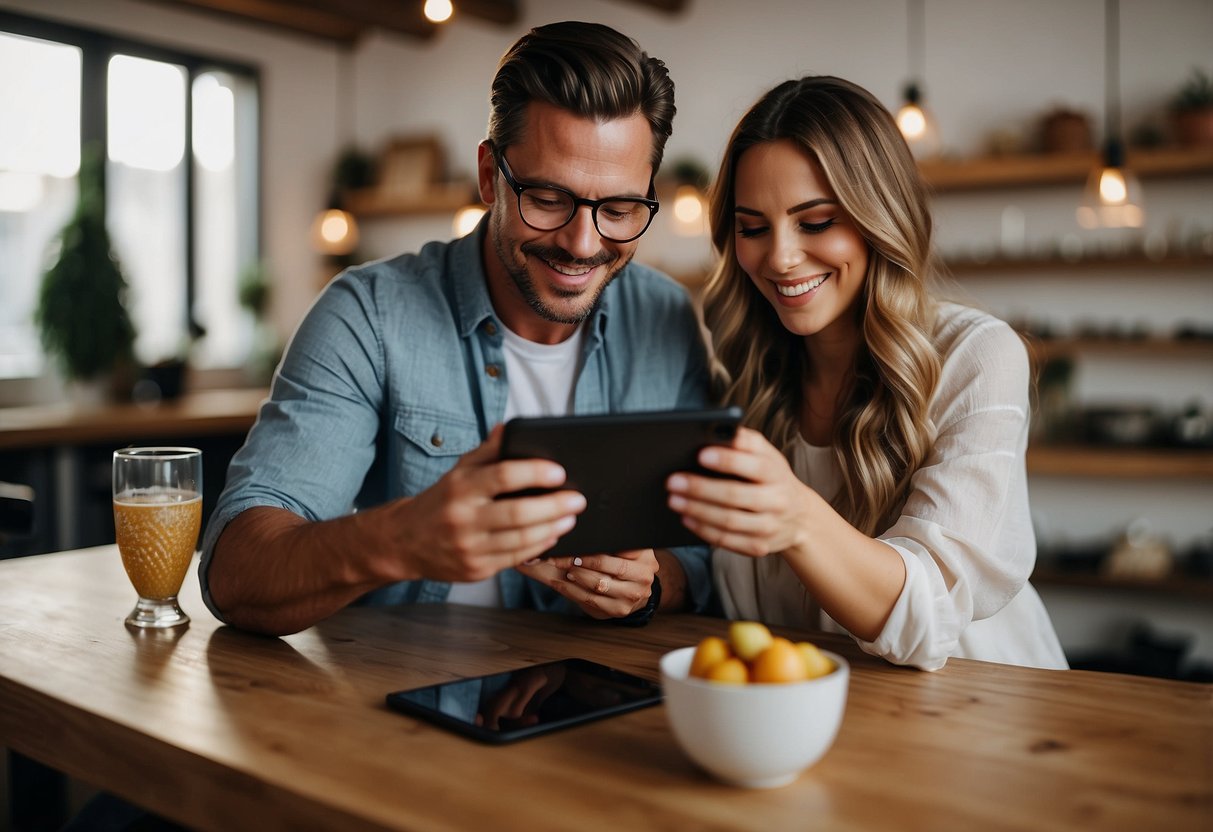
[198,272,385,618]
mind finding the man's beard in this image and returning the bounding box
[494,231,630,324]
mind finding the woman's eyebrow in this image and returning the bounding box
[734,199,836,217]
[786,198,835,214]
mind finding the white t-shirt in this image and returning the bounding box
[446,321,586,607]
[713,303,1068,671]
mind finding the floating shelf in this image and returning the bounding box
[1027,445,1213,478]
[1031,567,1213,601]
[343,183,477,218]
[943,253,1213,275]
[919,146,1213,192]
[1024,337,1213,363]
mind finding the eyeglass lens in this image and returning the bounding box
[517,189,652,241]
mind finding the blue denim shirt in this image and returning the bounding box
[199,221,712,621]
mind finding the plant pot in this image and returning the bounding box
[1172,107,1213,148]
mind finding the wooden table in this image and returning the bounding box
[1,547,1210,831]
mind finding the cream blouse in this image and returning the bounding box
[712,303,1068,671]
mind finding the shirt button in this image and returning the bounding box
[430,434,443,447]
[484,322,498,336]
[486,364,500,378]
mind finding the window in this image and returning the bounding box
[0,12,260,384]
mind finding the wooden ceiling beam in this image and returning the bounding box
[144,0,684,43]
[615,0,689,13]
[148,0,436,43]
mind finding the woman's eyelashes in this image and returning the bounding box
[735,217,837,238]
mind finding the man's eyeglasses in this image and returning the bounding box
[492,147,659,243]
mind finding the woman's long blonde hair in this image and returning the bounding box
[702,76,941,535]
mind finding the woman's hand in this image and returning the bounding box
[518,549,658,620]
[666,427,818,558]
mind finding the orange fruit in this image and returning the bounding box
[705,657,749,684]
[727,620,773,662]
[750,637,810,683]
[796,641,836,679]
[689,636,733,679]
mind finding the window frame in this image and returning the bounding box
[0,9,262,379]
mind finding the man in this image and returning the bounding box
[201,21,711,636]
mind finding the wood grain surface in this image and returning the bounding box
[1,546,1210,831]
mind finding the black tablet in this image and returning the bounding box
[384,658,663,744]
[499,406,743,558]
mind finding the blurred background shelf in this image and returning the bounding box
[919,146,1213,192]
[343,183,474,217]
[1026,445,1213,478]
[1031,567,1213,601]
[1024,336,1213,362]
[943,253,1213,275]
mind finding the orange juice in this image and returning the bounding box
[113,490,201,599]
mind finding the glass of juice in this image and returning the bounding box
[112,447,202,629]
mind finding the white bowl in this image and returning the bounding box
[659,645,850,789]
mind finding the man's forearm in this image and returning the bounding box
[207,503,408,636]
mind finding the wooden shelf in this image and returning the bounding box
[919,146,1213,192]
[1027,445,1213,478]
[343,183,476,218]
[943,253,1213,275]
[1025,336,1213,363]
[1031,567,1213,601]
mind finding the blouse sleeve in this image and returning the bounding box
[854,316,1036,670]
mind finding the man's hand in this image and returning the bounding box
[518,549,659,619]
[392,425,587,582]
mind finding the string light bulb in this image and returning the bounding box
[311,203,359,255]
[452,202,486,237]
[424,0,454,24]
[1077,0,1143,229]
[671,184,707,236]
[896,1,941,158]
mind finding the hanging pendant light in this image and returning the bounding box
[312,49,361,258]
[311,196,360,255]
[424,0,454,24]
[896,0,941,158]
[1078,0,1144,229]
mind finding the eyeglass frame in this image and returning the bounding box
[489,143,661,244]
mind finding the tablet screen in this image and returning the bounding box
[385,658,663,744]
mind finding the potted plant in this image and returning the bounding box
[34,148,136,399]
[1170,68,1213,148]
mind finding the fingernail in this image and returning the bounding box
[544,465,566,485]
[699,449,719,465]
[522,557,540,566]
[669,494,686,511]
[556,515,575,532]
[573,557,582,567]
[563,493,586,511]
[667,474,687,491]
[566,572,575,581]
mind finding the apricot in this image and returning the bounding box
[689,636,733,679]
[797,641,836,679]
[705,657,750,684]
[751,637,811,683]
[727,620,773,662]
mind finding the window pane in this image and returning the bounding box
[0,32,81,380]
[192,70,258,368]
[107,54,188,366]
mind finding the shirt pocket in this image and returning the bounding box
[393,406,482,496]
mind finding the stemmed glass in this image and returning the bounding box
[112,447,202,629]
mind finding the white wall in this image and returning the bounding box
[12,0,1211,330]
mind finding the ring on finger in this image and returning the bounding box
[595,577,610,595]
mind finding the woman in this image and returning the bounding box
[667,76,1066,670]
